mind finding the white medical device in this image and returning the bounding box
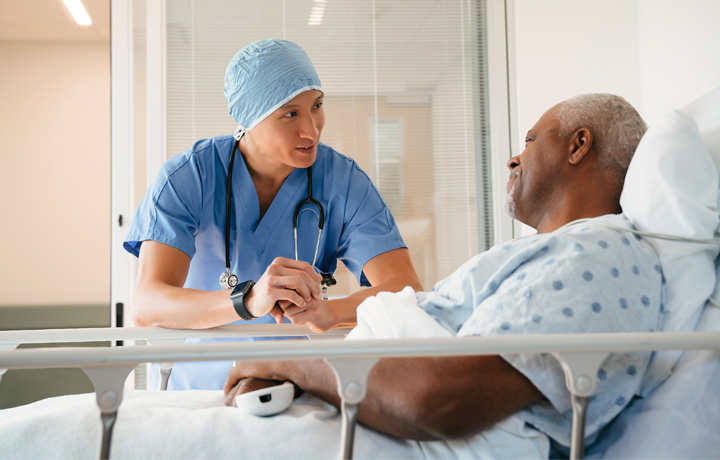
[233,382,295,416]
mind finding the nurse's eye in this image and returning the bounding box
[314,101,323,110]
[283,111,298,118]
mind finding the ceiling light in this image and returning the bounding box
[61,0,92,26]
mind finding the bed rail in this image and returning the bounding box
[0,324,351,346]
[0,324,351,390]
[2,330,719,460]
[3,331,720,365]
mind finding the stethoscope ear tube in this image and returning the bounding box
[221,140,328,290]
[292,168,325,230]
[293,168,325,267]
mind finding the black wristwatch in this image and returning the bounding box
[230,280,256,320]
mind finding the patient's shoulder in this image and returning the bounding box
[551,214,660,265]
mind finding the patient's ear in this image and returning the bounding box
[568,128,593,165]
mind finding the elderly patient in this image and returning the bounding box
[224,94,661,453]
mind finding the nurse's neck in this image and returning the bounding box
[239,136,295,220]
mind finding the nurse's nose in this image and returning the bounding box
[298,113,319,141]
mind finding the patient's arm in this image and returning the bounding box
[224,356,542,441]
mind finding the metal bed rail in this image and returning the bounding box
[1,331,720,460]
[0,324,352,346]
[0,324,351,391]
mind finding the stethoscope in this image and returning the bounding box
[219,134,336,298]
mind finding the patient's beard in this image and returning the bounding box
[503,184,517,219]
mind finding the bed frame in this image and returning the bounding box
[1,325,719,460]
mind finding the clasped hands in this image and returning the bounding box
[243,257,334,332]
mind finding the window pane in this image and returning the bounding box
[164,0,493,294]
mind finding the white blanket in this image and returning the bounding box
[0,389,424,460]
[0,288,548,459]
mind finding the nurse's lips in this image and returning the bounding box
[295,144,315,154]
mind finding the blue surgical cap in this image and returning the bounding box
[224,39,322,137]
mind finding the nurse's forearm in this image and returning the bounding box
[133,242,324,328]
[325,248,424,327]
[131,284,238,329]
[131,241,239,329]
[328,274,423,327]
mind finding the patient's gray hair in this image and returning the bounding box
[555,94,647,178]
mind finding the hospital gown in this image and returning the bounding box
[417,214,663,449]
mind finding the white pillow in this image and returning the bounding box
[678,86,720,176]
[619,103,719,395]
[588,299,720,460]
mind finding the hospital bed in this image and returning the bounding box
[1,87,719,460]
[1,325,719,460]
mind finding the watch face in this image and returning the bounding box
[231,280,254,298]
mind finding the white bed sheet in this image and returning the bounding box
[0,386,550,460]
[0,389,422,460]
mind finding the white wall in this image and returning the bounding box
[637,0,720,125]
[512,0,720,236]
[514,0,643,147]
[0,41,110,305]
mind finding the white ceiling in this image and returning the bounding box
[0,0,110,42]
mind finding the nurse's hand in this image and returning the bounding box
[277,298,335,333]
[244,257,323,322]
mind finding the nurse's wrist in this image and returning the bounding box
[325,298,353,328]
[328,300,343,328]
[228,281,262,320]
[242,289,266,319]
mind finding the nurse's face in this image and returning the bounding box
[243,90,325,170]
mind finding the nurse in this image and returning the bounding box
[123,39,422,390]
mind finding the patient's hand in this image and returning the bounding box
[224,360,307,407]
[223,377,284,407]
[276,298,336,333]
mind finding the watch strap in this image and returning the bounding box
[230,280,256,321]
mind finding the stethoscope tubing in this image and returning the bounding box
[223,138,325,289]
[226,139,239,273]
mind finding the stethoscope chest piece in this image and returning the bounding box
[220,268,239,290]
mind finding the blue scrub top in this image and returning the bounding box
[124,134,405,390]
